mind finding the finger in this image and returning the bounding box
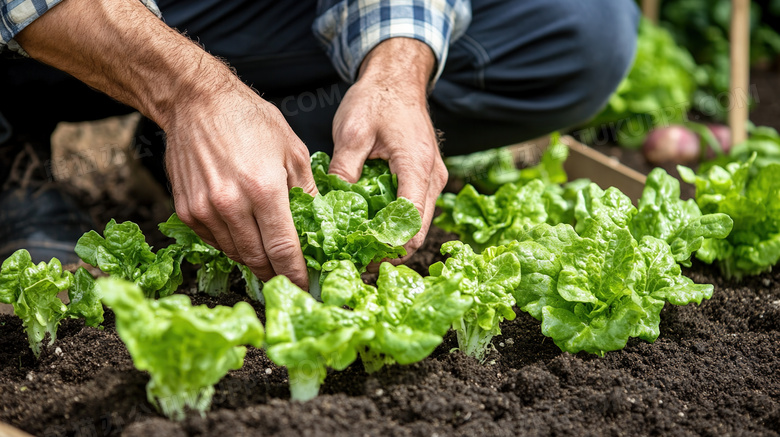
[329,136,373,183]
[398,154,448,263]
[253,181,310,289]
[174,196,232,255]
[215,198,275,281]
[288,148,319,196]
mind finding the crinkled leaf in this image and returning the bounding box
[630,168,733,266]
[98,277,263,420]
[67,267,103,327]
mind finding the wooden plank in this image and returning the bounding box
[729,0,751,144]
[0,422,35,437]
[505,135,646,204]
[561,136,647,203]
[642,0,660,24]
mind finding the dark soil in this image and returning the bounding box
[1,222,779,437]
[3,69,780,437]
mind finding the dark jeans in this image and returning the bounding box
[0,0,639,182]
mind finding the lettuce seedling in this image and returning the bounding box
[444,132,570,193]
[263,269,374,401]
[364,262,472,372]
[311,152,397,216]
[290,188,421,299]
[292,153,422,298]
[0,249,102,356]
[680,155,780,279]
[263,260,471,401]
[98,277,263,420]
[511,183,716,355]
[158,213,239,297]
[628,168,733,266]
[435,178,586,253]
[428,241,521,361]
[76,219,177,298]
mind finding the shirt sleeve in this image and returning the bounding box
[1,0,162,56]
[313,0,472,85]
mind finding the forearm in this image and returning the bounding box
[357,38,436,103]
[14,0,239,130]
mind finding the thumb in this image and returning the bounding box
[329,130,373,183]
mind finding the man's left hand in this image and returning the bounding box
[328,38,448,265]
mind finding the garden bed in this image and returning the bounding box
[1,222,779,436]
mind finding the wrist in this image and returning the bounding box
[357,38,436,100]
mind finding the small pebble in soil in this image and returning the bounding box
[54,347,63,356]
[505,338,514,346]
[763,278,771,287]
[26,372,34,381]
[375,389,384,397]
[499,342,505,347]
[265,368,272,375]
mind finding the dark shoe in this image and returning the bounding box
[0,186,95,265]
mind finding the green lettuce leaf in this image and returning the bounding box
[364,263,472,371]
[98,277,263,420]
[311,151,398,216]
[680,156,780,279]
[428,241,520,361]
[290,187,420,297]
[76,219,175,299]
[629,168,733,267]
[67,267,103,327]
[511,183,716,356]
[159,213,263,299]
[0,249,81,357]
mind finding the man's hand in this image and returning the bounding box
[163,85,317,288]
[16,0,316,288]
[328,38,448,263]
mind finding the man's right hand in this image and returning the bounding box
[163,85,317,288]
[15,0,316,288]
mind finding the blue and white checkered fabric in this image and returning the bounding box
[1,0,161,55]
[314,0,471,84]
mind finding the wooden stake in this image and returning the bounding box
[730,0,751,145]
[642,0,660,24]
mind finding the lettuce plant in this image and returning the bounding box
[444,132,570,193]
[75,219,178,298]
[680,155,780,279]
[98,277,263,420]
[311,152,397,216]
[628,168,732,266]
[428,241,521,361]
[435,178,587,253]
[158,213,245,298]
[0,249,102,356]
[263,260,471,401]
[510,183,718,355]
[291,153,421,298]
[365,263,472,372]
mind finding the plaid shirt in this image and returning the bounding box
[2,0,470,83]
[314,0,471,83]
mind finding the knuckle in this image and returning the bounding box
[263,237,300,263]
[187,197,213,224]
[240,251,270,271]
[209,188,242,213]
[337,120,372,146]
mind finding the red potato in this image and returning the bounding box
[642,125,701,165]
